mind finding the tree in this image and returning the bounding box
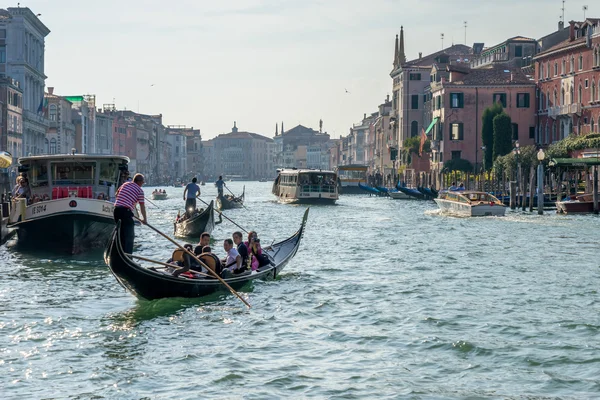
[402,136,431,165]
[481,102,503,171]
[492,112,513,161]
[442,158,473,173]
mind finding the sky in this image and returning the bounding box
[20,0,595,139]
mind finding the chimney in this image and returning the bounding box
[48,87,54,95]
[419,52,422,59]
[386,94,390,102]
[569,20,575,41]
[363,113,366,120]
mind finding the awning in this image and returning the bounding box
[425,117,439,134]
[548,157,600,167]
[0,152,12,169]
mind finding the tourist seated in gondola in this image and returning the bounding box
[221,238,244,276]
[233,231,250,271]
[194,232,211,255]
[244,231,261,271]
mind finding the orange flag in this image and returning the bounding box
[419,128,427,157]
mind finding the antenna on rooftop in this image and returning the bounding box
[583,5,588,19]
[561,0,565,24]
[464,21,467,45]
[441,33,445,49]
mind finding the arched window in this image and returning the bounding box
[552,123,557,142]
[570,55,575,72]
[592,118,596,133]
[539,63,544,80]
[50,138,57,154]
[546,61,550,78]
[554,62,558,76]
[44,138,49,154]
[561,59,566,74]
[561,88,565,105]
[49,104,57,121]
[411,121,419,138]
[546,90,550,108]
[593,81,597,104]
[569,84,574,104]
[579,85,583,103]
[579,54,583,70]
[553,89,557,106]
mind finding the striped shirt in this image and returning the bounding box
[114,181,144,211]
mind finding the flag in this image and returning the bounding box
[419,128,427,157]
[37,97,48,115]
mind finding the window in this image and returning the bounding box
[411,94,419,109]
[529,126,535,139]
[554,62,558,76]
[570,55,574,72]
[546,90,550,108]
[561,59,566,75]
[539,63,544,80]
[517,93,530,108]
[579,54,583,70]
[579,86,582,103]
[49,104,57,121]
[50,138,57,154]
[411,121,419,137]
[0,45,5,63]
[585,79,589,89]
[450,123,464,140]
[493,93,507,107]
[44,138,49,154]
[512,123,519,141]
[514,45,523,57]
[546,61,550,78]
[592,81,596,103]
[409,73,421,81]
[436,96,441,110]
[451,151,462,160]
[450,93,464,108]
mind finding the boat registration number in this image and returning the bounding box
[32,204,47,215]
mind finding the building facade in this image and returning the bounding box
[0,7,50,156]
[44,87,75,155]
[273,123,330,169]
[534,19,600,143]
[0,76,22,163]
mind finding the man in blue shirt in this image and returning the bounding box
[215,175,226,197]
[183,177,201,213]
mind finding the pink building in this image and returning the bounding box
[429,63,536,176]
[534,19,600,142]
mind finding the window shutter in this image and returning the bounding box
[459,123,464,140]
[459,93,464,108]
[525,93,530,108]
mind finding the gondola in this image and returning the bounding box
[151,191,168,200]
[104,208,309,300]
[173,200,219,238]
[417,187,437,199]
[217,186,245,210]
[396,185,425,200]
[358,182,383,196]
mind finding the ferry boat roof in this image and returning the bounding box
[277,168,336,174]
[336,164,368,169]
[18,154,130,164]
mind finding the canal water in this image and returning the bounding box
[1,182,599,399]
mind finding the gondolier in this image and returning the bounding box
[183,177,201,212]
[215,175,225,198]
[114,173,147,254]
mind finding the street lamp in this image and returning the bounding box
[537,148,545,215]
[513,141,521,207]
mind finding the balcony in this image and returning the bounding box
[23,110,49,127]
[548,103,582,119]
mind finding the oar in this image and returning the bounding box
[145,197,161,208]
[133,215,251,308]
[197,198,248,234]
[126,253,212,278]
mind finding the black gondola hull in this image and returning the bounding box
[105,208,309,300]
[174,200,215,238]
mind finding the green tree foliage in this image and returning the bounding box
[493,145,539,177]
[401,136,431,165]
[546,132,600,159]
[481,102,503,171]
[442,158,473,173]
[492,112,513,161]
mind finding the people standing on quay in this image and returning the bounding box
[114,173,147,254]
[183,177,201,213]
[215,175,226,198]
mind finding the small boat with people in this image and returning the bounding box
[173,200,219,238]
[104,208,309,300]
[7,153,132,254]
[151,189,168,200]
[434,190,506,217]
[335,164,368,194]
[556,193,595,214]
[272,168,338,204]
[217,186,245,210]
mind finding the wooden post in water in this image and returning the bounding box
[594,166,599,214]
[528,165,534,212]
[509,181,516,210]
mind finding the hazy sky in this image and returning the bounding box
[23,0,592,139]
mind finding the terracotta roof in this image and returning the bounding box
[446,67,534,86]
[535,36,587,58]
[216,131,273,142]
[403,44,472,67]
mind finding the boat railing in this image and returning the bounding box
[300,184,337,194]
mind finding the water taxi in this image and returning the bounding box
[272,168,338,204]
[151,189,168,200]
[335,164,368,194]
[8,153,131,254]
[434,190,506,217]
